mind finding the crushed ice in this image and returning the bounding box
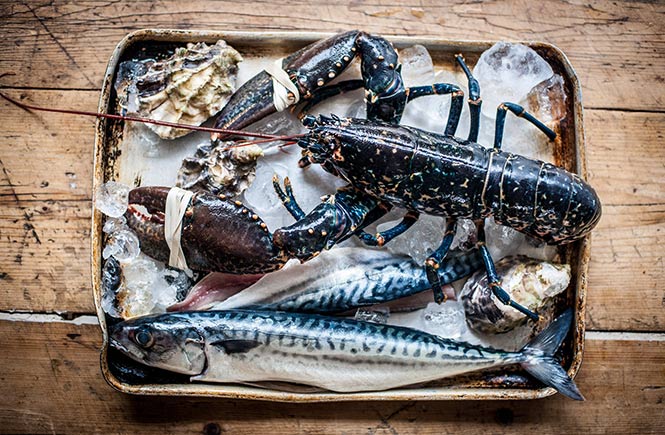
[354,308,390,324]
[102,229,140,263]
[102,253,193,319]
[96,182,193,317]
[95,181,129,218]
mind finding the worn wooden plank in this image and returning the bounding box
[0,90,95,313]
[585,109,665,331]
[0,199,90,313]
[0,0,664,111]
[0,319,663,434]
[0,90,95,202]
[1,89,664,330]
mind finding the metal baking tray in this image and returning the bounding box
[91,29,590,401]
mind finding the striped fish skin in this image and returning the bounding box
[211,247,483,313]
[109,309,582,399]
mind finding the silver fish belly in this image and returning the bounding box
[109,309,582,399]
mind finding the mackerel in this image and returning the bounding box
[170,247,483,312]
[110,308,583,399]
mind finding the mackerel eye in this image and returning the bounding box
[134,328,154,348]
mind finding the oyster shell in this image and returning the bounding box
[176,141,263,196]
[115,40,242,139]
[461,256,570,334]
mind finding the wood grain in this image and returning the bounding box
[1,319,663,434]
[1,1,663,433]
[0,1,664,111]
[585,110,665,331]
[2,90,663,330]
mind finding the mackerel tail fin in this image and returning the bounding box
[519,309,584,401]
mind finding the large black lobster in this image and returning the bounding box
[127,31,601,321]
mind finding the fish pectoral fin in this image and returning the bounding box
[211,339,262,355]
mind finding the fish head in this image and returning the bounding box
[109,314,206,375]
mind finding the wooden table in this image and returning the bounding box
[1,1,663,433]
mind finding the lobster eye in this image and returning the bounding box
[134,328,154,348]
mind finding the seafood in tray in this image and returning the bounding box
[91,30,596,401]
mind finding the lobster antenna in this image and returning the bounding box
[0,92,302,142]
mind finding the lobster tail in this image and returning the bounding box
[484,155,601,244]
[525,163,601,244]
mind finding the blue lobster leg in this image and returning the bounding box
[357,210,420,246]
[425,218,458,303]
[476,219,540,321]
[455,54,482,142]
[272,175,306,220]
[494,102,557,150]
[406,84,464,136]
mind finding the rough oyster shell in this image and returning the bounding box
[176,142,263,196]
[116,40,242,139]
[461,256,570,334]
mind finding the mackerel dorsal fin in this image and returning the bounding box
[211,339,262,354]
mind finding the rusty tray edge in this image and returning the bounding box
[91,29,588,402]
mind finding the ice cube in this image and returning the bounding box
[471,43,557,161]
[102,229,140,263]
[95,181,130,218]
[151,277,179,312]
[128,123,163,158]
[242,159,293,230]
[119,254,164,317]
[399,46,450,133]
[162,268,195,302]
[420,301,468,339]
[113,254,189,318]
[450,218,477,251]
[474,42,554,115]
[103,216,127,234]
[377,213,446,264]
[101,257,122,317]
[101,289,119,318]
[527,74,567,124]
[484,218,524,260]
[399,45,435,87]
[354,308,390,324]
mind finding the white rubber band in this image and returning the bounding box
[165,187,195,275]
[264,59,300,112]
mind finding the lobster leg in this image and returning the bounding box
[358,211,420,247]
[425,218,458,303]
[455,54,482,142]
[476,219,540,321]
[493,102,557,150]
[406,84,464,136]
[272,175,306,220]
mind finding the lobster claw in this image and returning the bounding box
[125,187,287,274]
[212,31,362,139]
